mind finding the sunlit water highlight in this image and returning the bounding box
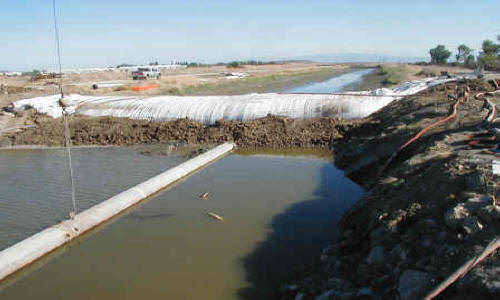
[284,68,373,93]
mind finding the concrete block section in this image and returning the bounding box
[0,142,235,281]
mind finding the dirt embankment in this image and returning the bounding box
[280,79,500,299]
[4,114,347,149]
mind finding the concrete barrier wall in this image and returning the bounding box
[0,142,235,281]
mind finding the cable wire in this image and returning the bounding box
[53,0,77,215]
[52,0,64,97]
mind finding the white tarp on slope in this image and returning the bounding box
[12,77,453,124]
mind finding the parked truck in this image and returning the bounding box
[131,67,161,80]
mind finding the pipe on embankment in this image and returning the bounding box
[91,83,125,89]
[0,125,36,135]
[0,142,235,281]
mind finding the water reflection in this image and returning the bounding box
[284,69,374,93]
[0,147,187,250]
[238,162,363,299]
[235,147,333,160]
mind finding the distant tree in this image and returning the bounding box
[429,45,451,64]
[227,61,240,68]
[481,39,500,56]
[149,61,159,66]
[21,69,40,76]
[116,63,134,68]
[22,69,42,76]
[456,44,472,64]
[464,54,475,67]
[244,60,264,65]
[478,38,500,70]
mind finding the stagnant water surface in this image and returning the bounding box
[0,148,363,299]
[284,68,374,93]
[0,147,188,250]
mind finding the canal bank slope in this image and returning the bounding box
[3,114,347,148]
[281,79,500,299]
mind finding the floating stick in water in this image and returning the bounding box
[207,212,224,221]
[199,191,210,199]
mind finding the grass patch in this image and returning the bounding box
[379,64,410,86]
[162,67,344,96]
[415,69,437,77]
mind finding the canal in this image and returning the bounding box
[0,69,368,299]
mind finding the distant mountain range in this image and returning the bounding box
[281,53,428,63]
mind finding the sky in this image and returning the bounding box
[1,0,499,71]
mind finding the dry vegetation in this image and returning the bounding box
[1,62,349,102]
[367,63,473,88]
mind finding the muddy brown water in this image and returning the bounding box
[0,147,363,299]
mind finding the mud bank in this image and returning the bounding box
[280,79,500,299]
[4,114,347,148]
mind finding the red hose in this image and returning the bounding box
[425,237,500,299]
[487,98,497,122]
[399,88,499,152]
[380,95,462,171]
[377,84,500,298]
[382,85,498,173]
[420,87,499,299]
[399,100,461,151]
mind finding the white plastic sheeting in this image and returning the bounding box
[0,142,234,281]
[12,77,454,124]
[52,64,187,74]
